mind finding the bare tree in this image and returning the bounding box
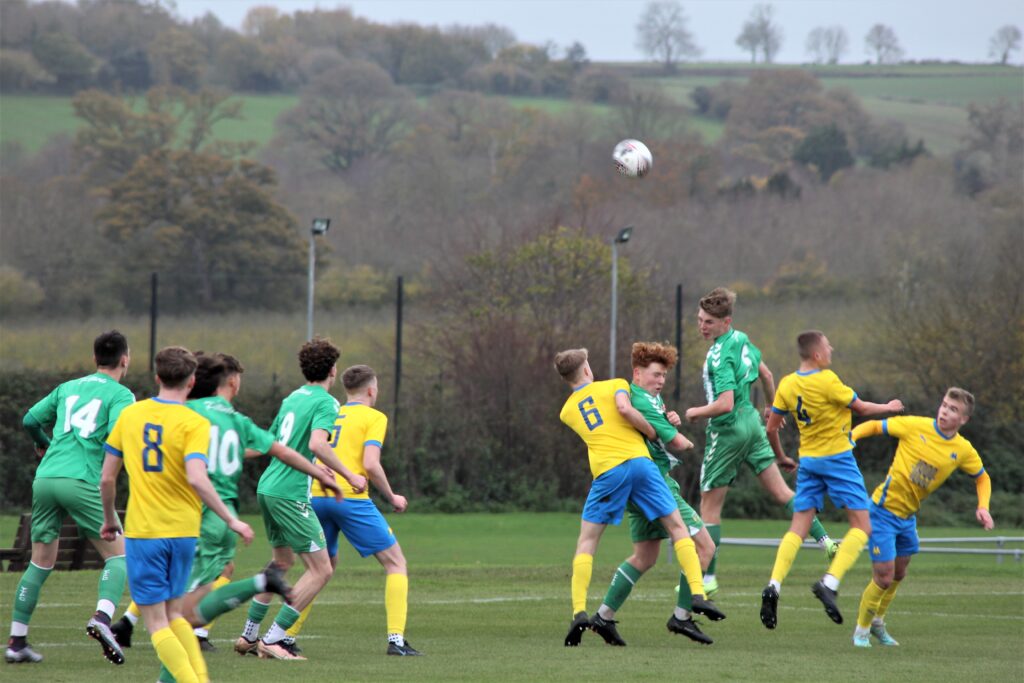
[737,4,783,64]
[989,25,1022,65]
[864,24,904,65]
[636,0,701,73]
[808,25,848,65]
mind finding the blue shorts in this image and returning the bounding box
[582,457,676,525]
[125,537,197,605]
[792,450,871,512]
[310,497,397,558]
[868,502,919,562]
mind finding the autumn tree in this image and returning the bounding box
[282,60,413,173]
[988,25,1021,65]
[636,0,701,73]
[864,24,904,64]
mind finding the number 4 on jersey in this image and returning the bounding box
[64,395,102,438]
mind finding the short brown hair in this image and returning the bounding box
[631,342,678,370]
[217,353,244,376]
[797,330,826,360]
[155,346,197,389]
[554,348,589,382]
[342,364,376,392]
[945,387,975,416]
[189,352,225,399]
[699,287,736,319]
[298,337,340,382]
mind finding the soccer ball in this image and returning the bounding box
[612,139,653,178]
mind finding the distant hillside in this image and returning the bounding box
[1,63,1020,157]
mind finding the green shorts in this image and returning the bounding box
[187,500,239,592]
[627,474,704,542]
[700,404,776,492]
[31,478,110,543]
[258,493,326,555]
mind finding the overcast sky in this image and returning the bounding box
[171,0,1022,64]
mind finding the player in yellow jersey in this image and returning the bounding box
[555,348,725,647]
[99,347,257,683]
[284,364,421,655]
[851,388,993,648]
[759,331,903,629]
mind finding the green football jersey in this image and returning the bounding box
[29,372,135,485]
[630,383,680,475]
[702,328,762,428]
[187,396,275,502]
[257,384,339,500]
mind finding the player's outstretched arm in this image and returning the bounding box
[615,391,656,439]
[685,390,734,423]
[665,433,695,454]
[764,412,796,472]
[185,458,254,544]
[99,453,124,541]
[758,362,777,420]
[363,445,406,512]
[309,429,368,493]
[975,471,995,530]
[267,441,343,500]
[850,397,904,417]
[850,420,884,442]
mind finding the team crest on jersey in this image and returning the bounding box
[872,545,881,555]
[950,452,958,460]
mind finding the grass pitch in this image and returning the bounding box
[1,514,1021,682]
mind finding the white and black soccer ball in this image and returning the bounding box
[612,139,653,178]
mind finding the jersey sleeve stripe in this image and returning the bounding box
[770,406,787,415]
[882,419,889,436]
[364,440,383,447]
[104,444,123,457]
[615,389,629,397]
[969,467,986,479]
[847,392,859,406]
[184,453,208,464]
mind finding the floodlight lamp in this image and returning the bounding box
[311,218,331,235]
[615,226,634,244]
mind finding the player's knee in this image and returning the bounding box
[627,551,655,573]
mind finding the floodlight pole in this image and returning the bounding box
[307,218,331,341]
[609,226,634,378]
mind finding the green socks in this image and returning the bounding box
[97,555,127,616]
[705,524,721,576]
[272,604,301,631]
[676,571,693,610]
[602,561,643,612]
[12,562,52,626]
[196,576,261,625]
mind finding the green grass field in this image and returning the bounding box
[0,514,1021,682]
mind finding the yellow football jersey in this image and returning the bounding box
[105,398,209,538]
[855,416,985,519]
[311,402,387,499]
[772,369,857,457]
[559,379,649,478]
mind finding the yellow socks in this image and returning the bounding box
[770,531,803,585]
[826,528,869,582]
[877,579,901,619]
[571,553,593,614]
[170,617,208,683]
[857,580,887,628]
[672,538,705,597]
[127,600,141,618]
[385,573,409,637]
[152,627,199,683]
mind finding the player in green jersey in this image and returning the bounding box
[591,342,720,647]
[7,331,134,665]
[237,338,368,661]
[684,288,836,597]
[109,352,342,671]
